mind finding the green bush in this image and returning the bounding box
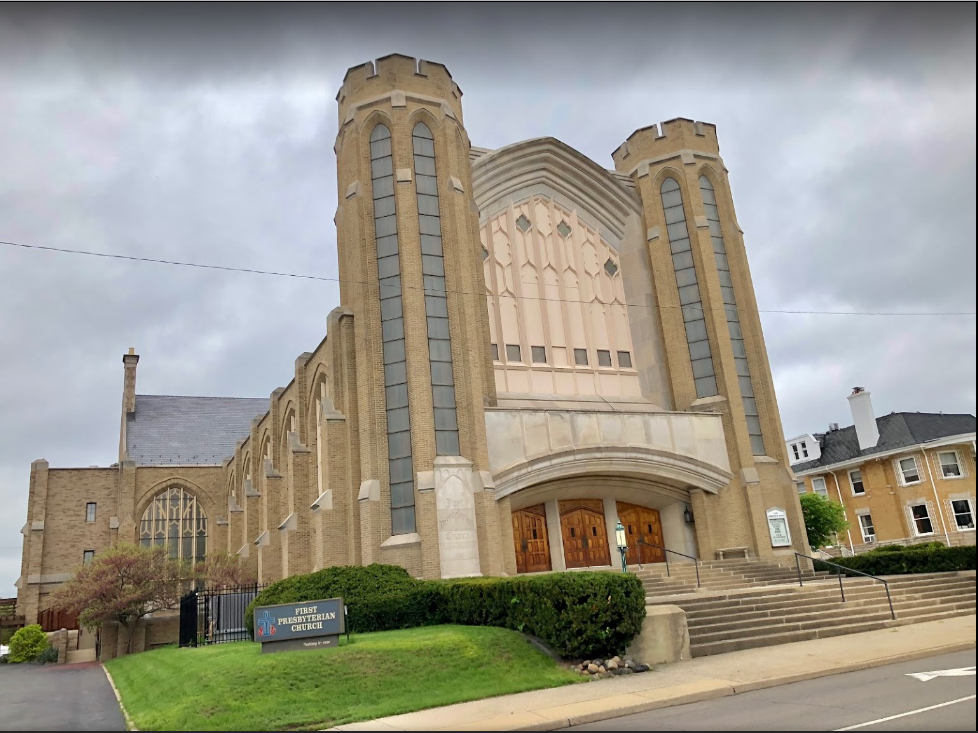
[816,545,975,576]
[8,624,49,663]
[245,564,646,658]
[869,541,945,554]
[34,646,60,665]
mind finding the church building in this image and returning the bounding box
[17,55,811,627]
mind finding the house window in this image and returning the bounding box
[505,344,522,362]
[899,457,921,485]
[801,442,809,458]
[597,349,613,367]
[85,502,97,523]
[792,444,800,460]
[951,499,975,530]
[910,503,933,536]
[858,514,876,544]
[490,343,499,361]
[83,550,95,565]
[938,451,962,478]
[795,481,806,494]
[812,477,828,498]
[573,348,588,366]
[617,351,632,368]
[849,469,865,496]
[531,346,547,364]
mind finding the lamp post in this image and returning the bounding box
[615,520,628,573]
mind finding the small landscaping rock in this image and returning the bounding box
[607,660,619,671]
[587,663,599,674]
[633,663,650,673]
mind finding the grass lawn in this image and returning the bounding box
[105,624,582,730]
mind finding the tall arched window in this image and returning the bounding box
[371,123,416,535]
[413,121,460,457]
[139,487,207,561]
[699,175,764,455]
[660,178,718,398]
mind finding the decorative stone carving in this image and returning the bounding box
[434,456,482,578]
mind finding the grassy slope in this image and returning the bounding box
[106,625,581,730]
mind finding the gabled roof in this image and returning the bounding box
[126,395,268,466]
[792,412,976,474]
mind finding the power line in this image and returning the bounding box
[3,238,975,318]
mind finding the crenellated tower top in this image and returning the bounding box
[335,54,464,128]
[612,118,719,173]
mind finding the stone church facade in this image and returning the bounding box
[17,55,811,625]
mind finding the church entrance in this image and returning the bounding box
[512,504,552,574]
[616,502,665,565]
[559,499,611,569]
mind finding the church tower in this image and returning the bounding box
[333,55,510,579]
[612,121,808,559]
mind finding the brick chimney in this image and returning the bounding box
[847,387,880,450]
[119,348,139,462]
[122,347,139,414]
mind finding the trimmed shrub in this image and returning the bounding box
[245,564,428,634]
[868,541,945,554]
[245,564,646,658]
[34,646,60,665]
[438,571,647,659]
[8,624,49,663]
[816,545,975,576]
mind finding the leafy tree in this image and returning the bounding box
[50,543,188,653]
[8,624,50,663]
[799,493,849,549]
[195,551,257,589]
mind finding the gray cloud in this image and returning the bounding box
[1,3,974,592]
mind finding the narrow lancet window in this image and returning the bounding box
[413,122,460,457]
[371,124,416,534]
[661,178,718,398]
[700,175,765,455]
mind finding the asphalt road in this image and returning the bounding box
[571,648,977,731]
[0,662,126,731]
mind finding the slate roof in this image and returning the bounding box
[126,395,268,465]
[792,412,976,474]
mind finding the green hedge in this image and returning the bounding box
[245,564,645,659]
[868,541,946,554]
[816,545,975,576]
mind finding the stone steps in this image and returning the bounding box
[642,562,976,658]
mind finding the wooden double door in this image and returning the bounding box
[617,502,665,565]
[512,504,552,574]
[559,499,612,569]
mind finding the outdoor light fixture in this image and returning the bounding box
[615,520,628,573]
[684,504,695,524]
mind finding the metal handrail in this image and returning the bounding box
[794,552,896,620]
[636,539,701,588]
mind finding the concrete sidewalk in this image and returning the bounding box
[331,614,976,731]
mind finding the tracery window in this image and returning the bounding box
[139,487,207,561]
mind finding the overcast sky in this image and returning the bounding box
[1,4,975,595]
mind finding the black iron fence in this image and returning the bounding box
[179,584,268,647]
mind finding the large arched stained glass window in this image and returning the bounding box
[660,178,718,398]
[139,487,207,561]
[699,175,765,456]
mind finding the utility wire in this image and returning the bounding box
[3,239,975,318]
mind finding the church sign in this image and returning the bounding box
[766,508,791,547]
[253,597,345,654]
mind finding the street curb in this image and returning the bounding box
[102,665,139,732]
[509,640,978,731]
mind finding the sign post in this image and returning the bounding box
[253,597,345,654]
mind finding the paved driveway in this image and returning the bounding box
[0,662,126,731]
